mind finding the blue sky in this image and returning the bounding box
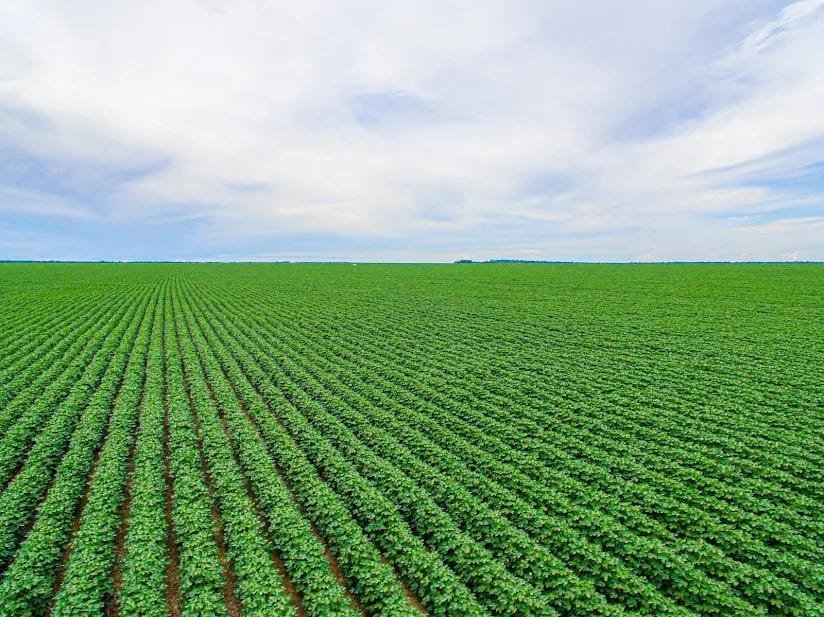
[1,0,823,262]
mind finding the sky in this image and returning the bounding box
[1,0,823,262]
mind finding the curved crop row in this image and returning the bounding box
[162,282,226,617]
[171,287,298,617]
[117,283,170,617]
[0,287,135,441]
[187,276,816,616]
[51,282,165,616]
[186,287,489,617]
[177,290,369,617]
[186,282,561,617]
[0,284,157,616]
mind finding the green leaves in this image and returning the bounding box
[0,282,159,616]
[0,263,820,617]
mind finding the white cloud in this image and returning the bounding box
[0,186,99,220]
[722,0,824,67]
[0,0,823,259]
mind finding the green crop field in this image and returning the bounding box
[0,262,821,617]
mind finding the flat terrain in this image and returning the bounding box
[0,263,821,616]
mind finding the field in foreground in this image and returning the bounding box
[0,263,821,617]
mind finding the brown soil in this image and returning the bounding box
[106,343,153,617]
[379,555,429,615]
[402,580,429,614]
[106,426,138,617]
[46,433,106,616]
[321,537,368,616]
[163,393,182,617]
[208,378,309,617]
[185,386,243,617]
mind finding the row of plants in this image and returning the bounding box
[311,319,822,601]
[51,283,166,615]
[187,285,490,617]
[172,288,298,617]
[1,263,818,615]
[281,284,821,517]
[0,287,134,441]
[185,301,427,617]
[177,288,372,617]
[311,278,823,487]
[185,281,640,614]
[188,280,700,611]
[161,281,227,616]
[117,284,171,617]
[193,278,816,610]
[0,285,155,567]
[0,285,158,615]
[0,282,99,370]
[0,287,114,404]
[200,282,720,610]
[245,282,822,585]
[191,281,624,616]
[207,293,704,617]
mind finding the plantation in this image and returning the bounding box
[0,262,821,616]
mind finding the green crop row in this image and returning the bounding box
[0,283,157,615]
[0,262,819,616]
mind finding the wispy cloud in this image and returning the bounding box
[0,186,98,220]
[0,0,822,260]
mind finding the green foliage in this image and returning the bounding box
[118,286,170,617]
[0,262,821,616]
[0,282,158,615]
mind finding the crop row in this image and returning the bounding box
[0,263,819,617]
[0,287,135,440]
[184,273,822,616]
[215,277,822,557]
[0,283,158,615]
[0,287,109,399]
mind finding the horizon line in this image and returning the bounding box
[1,259,822,265]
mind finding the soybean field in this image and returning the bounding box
[0,262,821,617]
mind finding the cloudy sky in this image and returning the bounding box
[1,0,823,261]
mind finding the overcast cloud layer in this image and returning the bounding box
[1,0,823,261]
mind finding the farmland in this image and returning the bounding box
[0,262,821,616]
